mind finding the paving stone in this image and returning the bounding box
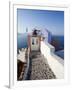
[29,51,56,80]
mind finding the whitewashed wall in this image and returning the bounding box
[40,41,64,79]
[31,37,40,51]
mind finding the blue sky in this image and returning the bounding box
[17,9,64,35]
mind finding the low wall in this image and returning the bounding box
[23,48,30,80]
[40,41,64,79]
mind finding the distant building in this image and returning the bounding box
[32,28,52,43]
[28,29,42,52]
[28,28,52,52]
[41,29,52,43]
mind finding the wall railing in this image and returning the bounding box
[40,41,64,79]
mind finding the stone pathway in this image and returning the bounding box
[29,51,56,80]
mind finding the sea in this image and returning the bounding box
[17,33,28,52]
[17,33,64,59]
[51,35,64,59]
[55,50,64,59]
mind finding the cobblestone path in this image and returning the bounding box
[29,51,56,80]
